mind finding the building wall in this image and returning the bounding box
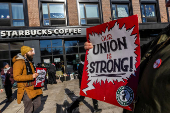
[27,0,40,27]
[67,0,79,26]
[159,0,168,22]
[131,0,142,23]
[26,0,169,26]
[102,0,112,23]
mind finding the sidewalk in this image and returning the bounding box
[0,79,123,113]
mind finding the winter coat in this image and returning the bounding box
[126,31,170,113]
[12,54,42,104]
[1,67,14,85]
[0,72,3,89]
[48,64,56,73]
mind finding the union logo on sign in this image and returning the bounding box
[116,86,134,106]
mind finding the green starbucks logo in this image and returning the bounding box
[116,86,134,106]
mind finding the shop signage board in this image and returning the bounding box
[0,28,82,38]
[80,15,140,111]
[34,67,47,87]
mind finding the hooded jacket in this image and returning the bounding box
[12,54,42,104]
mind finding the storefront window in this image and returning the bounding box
[66,54,79,73]
[11,50,20,58]
[0,43,9,51]
[52,47,63,55]
[65,40,78,47]
[0,3,25,26]
[42,3,66,26]
[41,48,52,55]
[79,4,100,25]
[10,42,23,50]
[65,47,78,54]
[40,40,51,48]
[51,39,62,47]
[0,51,9,59]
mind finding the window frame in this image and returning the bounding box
[40,1,67,27]
[79,3,101,25]
[78,0,102,26]
[0,2,27,27]
[110,0,133,20]
[140,0,161,23]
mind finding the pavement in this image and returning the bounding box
[0,79,123,113]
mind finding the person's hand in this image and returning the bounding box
[0,89,3,92]
[84,42,93,50]
[33,73,39,78]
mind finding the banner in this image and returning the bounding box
[80,15,140,111]
[34,67,47,87]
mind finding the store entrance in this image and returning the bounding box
[40,38,86,74]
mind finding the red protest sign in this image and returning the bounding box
[34,67,47,87]
[80,15,140,111]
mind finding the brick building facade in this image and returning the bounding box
[0,0,169,71]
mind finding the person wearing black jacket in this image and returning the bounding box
[67,54,102,113]
[48,63,57,84]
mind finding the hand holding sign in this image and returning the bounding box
[33,73,39,78]
[34,68,47,87]
[84,42,93,50]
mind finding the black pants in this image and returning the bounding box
[44,78,48,89]
[23,92,41,113]
[4,85,12,99]
[69,96,98,111]
[48,72,57,84]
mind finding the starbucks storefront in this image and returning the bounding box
[0,27,87,74]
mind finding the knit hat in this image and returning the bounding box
[3,62,8,67]
[21,46,32,56]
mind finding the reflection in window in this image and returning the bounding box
[112,4,129,20]
[52,39,62,47]
[65,40,78,47]
[49,4,64,18]
[40,48,52,55]
[10,42,23,50]
[79,4,100,25]
[42,3,66,26]
[66,54,79,72]
[52,47,63,55]
[0,43,9,50]
[65,47,78,54]
[117,5,129,18]
[11,50,20,58]
[0,3,10,19]
[40,40,51,48]
[0,3,25,26]
[12,3,24,26]
[0,3,10,26]
[141,4,157,23]
[0,51,9,59]
[86,5,99,18]
[79,46,86,53]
